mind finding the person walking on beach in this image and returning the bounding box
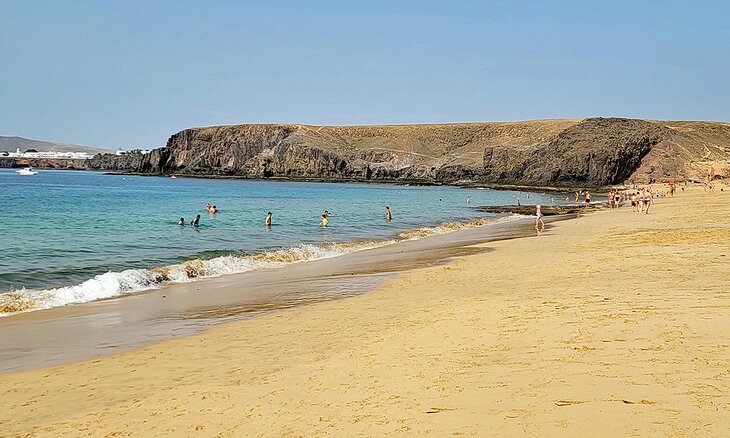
[265,212,272,226]
[643,189,653,214]
[535,204,545,230]
[191,214,200,228]
[385,206,392,221]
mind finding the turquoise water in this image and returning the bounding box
[0,169,565,314]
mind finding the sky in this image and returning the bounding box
[1,0,728,149]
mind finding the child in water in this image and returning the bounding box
[321,214,329,227]
[178,217,185,226]
[191,214,201,228]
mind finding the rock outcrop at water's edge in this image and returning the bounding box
[83,118,730,187]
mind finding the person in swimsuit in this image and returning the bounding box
[535,204,545,230]
[385,206,392,221]
[265,212,272,226]
[321,214,329,227]
[585,191,591,206]
[644,189,653,214]
[191,214,200,228]
[178,217,185,226]
[466,196,471,205]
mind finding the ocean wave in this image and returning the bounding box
[0,215,524,316]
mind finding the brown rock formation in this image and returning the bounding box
[84,118,730,187]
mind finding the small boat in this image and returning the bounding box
[16,167,39,176]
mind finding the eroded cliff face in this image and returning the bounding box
[85,118,730,187]
[482,118,675,186]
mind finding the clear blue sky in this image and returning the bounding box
[1,0,728,149]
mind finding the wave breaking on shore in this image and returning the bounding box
[0,215,523,316]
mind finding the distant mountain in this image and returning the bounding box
[0,136,112,155]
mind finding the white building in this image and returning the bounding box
[6,149,95,160]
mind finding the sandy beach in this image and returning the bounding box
[1,186,728,437]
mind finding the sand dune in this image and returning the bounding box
[1,186,728,436]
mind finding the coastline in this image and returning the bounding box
[0,213,564,372]
[101,170,617,192]
[1,187,727,436]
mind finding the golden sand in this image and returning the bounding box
[1,187,728,437]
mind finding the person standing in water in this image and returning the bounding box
[178,217,185,226]
[466,196,471,205]
[321,214,329,227]
[584,191,591,207]
[535,204,545,230]
[191,214,200,228]
[265,212,272,226]
[385,206,392,221]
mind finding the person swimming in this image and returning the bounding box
[265,212,272,226]
[210,205,218,214]
[321,214,329,227]
[385,206,392,221]
[466,196,471,205]
[323,210,333,217]
[178,217,185,226]
[191,214,200,228]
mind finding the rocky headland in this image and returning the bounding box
[75,118,730,187]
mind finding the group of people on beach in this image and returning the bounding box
[629,188,654,214]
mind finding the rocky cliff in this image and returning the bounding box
[87,118,730,187]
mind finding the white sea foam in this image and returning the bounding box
[0,215,524,316]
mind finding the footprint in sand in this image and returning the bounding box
[555,400,587,406]
[619,399,656,405]
[426,407,455,414]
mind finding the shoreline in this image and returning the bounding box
[0,187,727,435]
[104,170,620,192]
[0,213,572,373]
[0,210,538,318]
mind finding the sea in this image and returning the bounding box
[0,169,566,316]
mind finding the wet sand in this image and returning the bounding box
[1,187,728,436]
[0,215,551,373]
